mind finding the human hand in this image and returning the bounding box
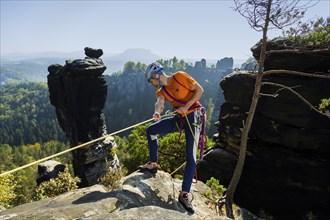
[153,112,161,121]
[176,106,189,116]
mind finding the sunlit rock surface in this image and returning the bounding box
[0,170,260,220]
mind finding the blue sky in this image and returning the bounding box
[1,0,329,61]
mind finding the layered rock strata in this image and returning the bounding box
[198,39,330,219]
[47,47,119,187]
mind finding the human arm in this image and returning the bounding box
[176,82,204,115]
[153,96,165,121]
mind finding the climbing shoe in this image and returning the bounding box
[138,162,158,173]
[178,192,194,214]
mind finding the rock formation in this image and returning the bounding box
[0,170,259,220]
[216,57,233,71]
[198,38,330,219]
[240,57,258,71]
[251,37,329,73]
[47,47,120,187]
[36,160,65,185]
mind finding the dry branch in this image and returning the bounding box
[263,70,330,78]
[261,81,329,117]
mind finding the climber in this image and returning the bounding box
[138,62,205,214]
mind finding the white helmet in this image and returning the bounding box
[145,62,163,82]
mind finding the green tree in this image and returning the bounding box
[119,123,150,173]
[0,82,65,146]
[14,168,37,205]
[0,173,18,208]
[123,61,136,74]
[0,144,14,171]
[205,98,215,135]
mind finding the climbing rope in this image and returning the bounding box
[0,111,177,177]
[170,111,206,179]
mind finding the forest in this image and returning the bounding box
[0,57,231,208]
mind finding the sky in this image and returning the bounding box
[1,0,329,61]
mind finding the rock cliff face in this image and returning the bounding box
[198,39,330,219]
[47,47,119,187]
[0,170,258,220]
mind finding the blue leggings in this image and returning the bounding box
[146,111,201,193]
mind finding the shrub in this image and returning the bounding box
[35,166,80,200]
[205,177,227,204]
[284,17,330,49]
[98,168,126,190]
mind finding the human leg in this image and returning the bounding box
[178,112,201,213]
[144,116,178,163]
[181,112,200,192]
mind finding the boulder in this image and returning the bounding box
[84,47,103,59]
[36,160,65,185]
[0,170,259,220]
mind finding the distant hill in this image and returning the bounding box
[0,49,162,83]
[1,60,51,84]
[102,48,162,73]
[107,48,161,61]
[0,49,246,84]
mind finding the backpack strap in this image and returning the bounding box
[162,86,202,110]
[162,86,186,143]
[172,75,194,92]
[162,86,187,105]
